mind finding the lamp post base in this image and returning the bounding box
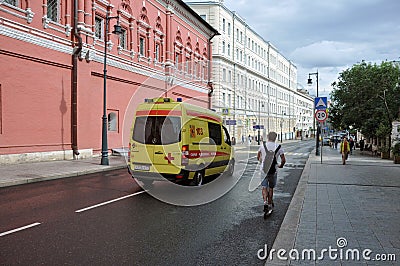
[101,155,109,166]
[101,115,109,166]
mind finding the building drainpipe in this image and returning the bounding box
[207,33,218,110]
[71,0,82,158]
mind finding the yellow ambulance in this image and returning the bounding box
[128,98,234,186]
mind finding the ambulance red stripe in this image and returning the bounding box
[136,110,182,116]
[187,150,230,159]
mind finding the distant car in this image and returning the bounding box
[322,137,330,146]
[330,135,340,142]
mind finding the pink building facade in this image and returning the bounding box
[0,0,218,163]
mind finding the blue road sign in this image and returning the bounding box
[225,119,236,125]
[252,125,264,130]
[315,97,328,110]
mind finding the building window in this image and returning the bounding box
[4,0,17,6]
[194,60,198,77]
[227,22,231,36]
[222,18,225,32]
[47,0,59,22]
[200,14,207,21]
[222,41,225,54]
[155,43,160,62]
[108,112,118,132]
[185,56,191,74]
[95,16,103,39]
[236,29,239,40]
[227,44,230,56]
[175,52,181,70]
[119,28,127,49]
[139,37,145,56]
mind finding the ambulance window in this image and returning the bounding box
[222,125,231,146]
[132,117,154,144]
[208,122,222,145]
[132,116,181,145]
[158,116,181,145]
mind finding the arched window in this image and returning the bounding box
[137,7,150,58]
[108,112,118,132]
[154,16,164,63]
[174,31,183,70]
[185,37,192,74]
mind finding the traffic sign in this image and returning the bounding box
[315,97,328,110]
[225,119,236,125]
[315,109,328,122]
[222,108,230,115]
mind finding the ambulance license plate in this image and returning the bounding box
[134,164,150,171]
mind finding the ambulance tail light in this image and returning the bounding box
[128,143,131,163]
[181,145,189,165]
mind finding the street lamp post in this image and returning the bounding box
[280,112,286,143]
[299,113,303,141]
[258,102,264,145]
[101,12,122,165]
[308,71,319,156]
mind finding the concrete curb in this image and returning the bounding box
[265,152,313,265]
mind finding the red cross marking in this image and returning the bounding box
[164,153,175,164]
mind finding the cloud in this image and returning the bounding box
[290,41,367,68]
[221,0,400,89]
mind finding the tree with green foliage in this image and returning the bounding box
[330,61,400,141]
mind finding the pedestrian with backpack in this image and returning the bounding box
[257,132,286,217]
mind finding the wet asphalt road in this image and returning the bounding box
[0,140,314,265]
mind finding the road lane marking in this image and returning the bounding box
[285,152,308,156]
[75,191,147,213]
[0,222,41,237]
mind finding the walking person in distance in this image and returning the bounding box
[340,137,350,165]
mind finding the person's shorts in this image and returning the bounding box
[261,173,277,189]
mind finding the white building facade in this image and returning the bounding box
[186,0,314,141]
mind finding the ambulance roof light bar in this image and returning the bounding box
[144,98,176,103]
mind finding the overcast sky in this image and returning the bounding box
[221,0,400,97]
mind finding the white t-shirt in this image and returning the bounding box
[258,141,285,173]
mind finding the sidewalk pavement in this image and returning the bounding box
[0,156,127,188]
[268,146,400,265]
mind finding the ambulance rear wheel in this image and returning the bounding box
[193,170,204,186]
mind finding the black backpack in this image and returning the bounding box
[262,142,281,175]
